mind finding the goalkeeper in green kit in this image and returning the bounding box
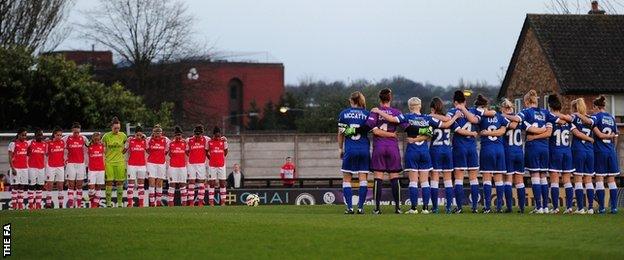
[102,117,128,207]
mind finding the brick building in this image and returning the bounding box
[497,14,624,167]
[497,14,624,117]
[50,51,284,132]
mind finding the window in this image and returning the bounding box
[230,85,238,100]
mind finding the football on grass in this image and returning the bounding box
[246,194,260,207]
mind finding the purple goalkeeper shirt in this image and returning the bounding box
[366,105,403,148]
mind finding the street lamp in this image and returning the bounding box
[222,112,259,135]
[279,107,306,114]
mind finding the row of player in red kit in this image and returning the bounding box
[7,124,229,209]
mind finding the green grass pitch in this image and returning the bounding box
[3,205,624,259]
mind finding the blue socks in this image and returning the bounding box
[454,180,463,210]
[574,182,585,210]
[504,182,513,211]
[516,183,526,212]
[596,182,606,211]
[431,181,439,211]
[586,183,595,210]
[470,180,479,210]
[483,181,492,210]
[550,183,559,209]
[343,182,353,210]
[421,181,431,210]
[495,182,504,211]
[409,182,418,210]
[609,182,618,211]
[564,183,573,209]
[444,180,454,212]
[531,177,542,209]
[541,177,549,208]
[358,181,368,209]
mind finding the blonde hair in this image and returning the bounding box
[407,97,422,113]
[500,98,515,112]
[524,89,538,106]
[349,91,366,108]
[571,98,587,115]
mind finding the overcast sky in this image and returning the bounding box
[59,0,559,86]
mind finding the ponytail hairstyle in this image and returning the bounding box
[547,94,562,111]
[524,89,538,106]
[349,91,366,108]
[571,98,587,115]
[474,94,488,107]
[379,88,392,103]
[500,98,515,113]
[430,97,445,115]
[111,116,120,126]
[593,95,606,108]
[453,90,466,104]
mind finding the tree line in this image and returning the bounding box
[245,77,500,133]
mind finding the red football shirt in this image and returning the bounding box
[146,136,169,164]
[187,136,209,164]
[28,140,47,169]
[8,140,29,169]
[280,163,296,185]
[208,137,228,167]
[88,143,105,171]
[126,136,147,166]
[168,139,187,168]
[64,134,88,163]
[47,139,65,167]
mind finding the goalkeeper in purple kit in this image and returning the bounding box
[366,88,404,214]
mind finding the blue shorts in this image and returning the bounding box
[452,145,479,170]
[430,147,453,172]
[594,152,620,176]
[549,149,574,173]
[404,147,432,172]
[572,149,594,176]
[525,146,549,172]
[341,148,370,174]
[505,150,524,175]
[480,146,506,174]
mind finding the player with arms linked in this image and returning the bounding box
[366,88,405,214]
[518,90,552,214]
[499,99,526,213]
[446,91,495,213]
[338,92,374,214]
[541,95,575,214]
[570,98,596,214]
[476,95,510,213]
[591,96,620,214]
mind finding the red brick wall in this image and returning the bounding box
[503,28,560,108]
[181,62,284,128]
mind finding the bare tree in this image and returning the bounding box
[0,0,73,53]
[78,0,198,92]
[545,0,623,14]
